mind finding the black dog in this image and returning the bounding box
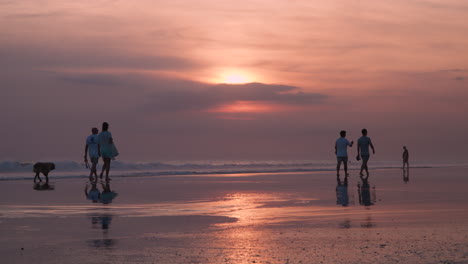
[33,162,55,183]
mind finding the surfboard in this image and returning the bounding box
[110,143,119,158]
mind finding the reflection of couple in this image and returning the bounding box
[84,122,119,182]
[85,180,118,204]
[335,176,378,207]
[88,214,116,249]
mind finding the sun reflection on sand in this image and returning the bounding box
[3,191,466,227]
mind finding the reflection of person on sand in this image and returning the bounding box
[358,176,375,206]
[336,176,349,207]
[402,146,409,169]
[403,168,410,183]
[85,127,100,181]
[335,130,353,177]
[100,181,118,204]
[91,215,113,230]
[88,214,116,249]
[98,122,118,181]
[357,128,375,177]
[85,181,101,203]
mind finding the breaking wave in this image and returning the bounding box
[0,159,462,181]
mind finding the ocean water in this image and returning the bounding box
[1,159,466,181]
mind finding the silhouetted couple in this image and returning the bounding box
[84,122,119,181]
[335,128,375,177]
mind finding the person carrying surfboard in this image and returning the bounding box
[98,122,118,181]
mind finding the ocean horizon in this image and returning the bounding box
[2,159,467,181]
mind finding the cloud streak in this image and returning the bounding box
[0,45,201,72]
[140,81,327,114]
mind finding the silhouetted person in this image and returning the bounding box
[98,122,118,181]
[336,176,349,207]
[335,130,354,177]
[402,146,409,169]
[357,128,375,177]
[85,127,100,181]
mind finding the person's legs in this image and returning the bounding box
[103,158,111,180]
[362,156,370,176]
[89,161,94,180]
[360,161,364,176]
[100,157,107,179]
[99,157,110,179]
[343,157,349,176]
[337,158,342,176]
[361,155,369,176]
[90,158,98,180]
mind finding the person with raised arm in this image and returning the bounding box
[335,130,354,177]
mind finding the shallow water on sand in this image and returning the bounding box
[1,167,467,263]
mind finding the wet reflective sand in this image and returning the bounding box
[1,167,467,263]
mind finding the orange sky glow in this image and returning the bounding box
[1,0,468,161]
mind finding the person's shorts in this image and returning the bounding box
[90,157,99,164]
[337,156,348,162]
[361,155,370,162]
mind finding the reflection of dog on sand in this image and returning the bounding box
[33,162,55,183]
[33,182,55,191]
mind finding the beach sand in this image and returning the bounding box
[1,167,467,263]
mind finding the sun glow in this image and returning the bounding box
[217,69,253,84]
[224,74,248,84]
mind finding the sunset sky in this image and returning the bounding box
[1,0,467,162]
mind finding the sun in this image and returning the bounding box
[224,74,248,84]
[217,69,253,84]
